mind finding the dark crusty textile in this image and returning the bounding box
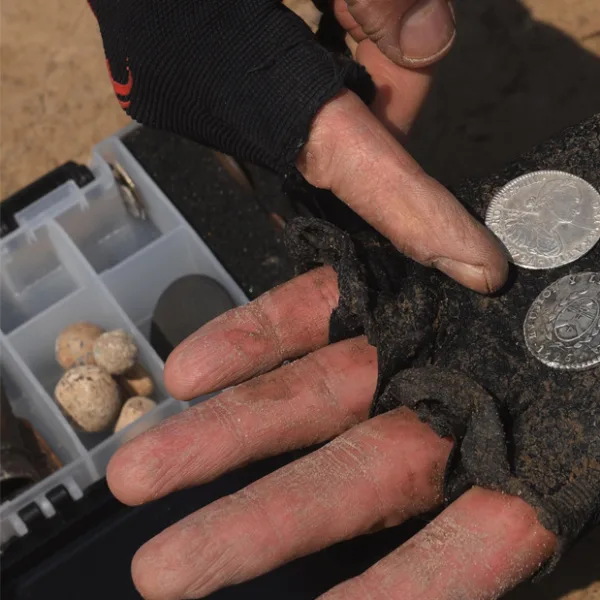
[285,115,600,574]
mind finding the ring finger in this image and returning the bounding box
[129,407,452,600]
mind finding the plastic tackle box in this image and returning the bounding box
[0,128,249,546]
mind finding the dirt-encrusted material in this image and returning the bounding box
[285,196,599,574]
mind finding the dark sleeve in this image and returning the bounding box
[88,0,375,177]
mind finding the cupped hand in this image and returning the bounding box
[296,0,508,294]
[107,268,556,600]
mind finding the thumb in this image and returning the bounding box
[297,90,508,294]
[340,0,456,68]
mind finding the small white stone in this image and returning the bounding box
[55,365,121,432]
[93,329,138,375]
[55,322,104,369]
[114,397,157,432]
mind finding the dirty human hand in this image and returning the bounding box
[90,0,508,294]
[107,266,556,600]
[102,3,532,600]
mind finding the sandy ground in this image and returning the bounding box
[562,582,600,600]
[1,2,599,598]
[407,0,600,187]
[1,0,599,198]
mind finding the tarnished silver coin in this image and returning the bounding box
[486,171,600,269]
[524,272,600,370]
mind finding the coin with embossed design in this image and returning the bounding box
[524,272,600,370]
[486,171,600,269]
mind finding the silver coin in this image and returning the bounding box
[524,272,600,370]
[486,171,600,269]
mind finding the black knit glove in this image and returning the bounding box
[88,0,374,176]
[286,213,600,576]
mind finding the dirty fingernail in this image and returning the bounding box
[434,258,495,294]
[400,0,456,63]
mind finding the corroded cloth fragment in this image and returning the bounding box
[286,216,600,573]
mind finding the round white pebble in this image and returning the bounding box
[55,365,121,432]
[93,329,138,375]
[55,322,104,369]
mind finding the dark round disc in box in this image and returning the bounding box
[150,274,237,361]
